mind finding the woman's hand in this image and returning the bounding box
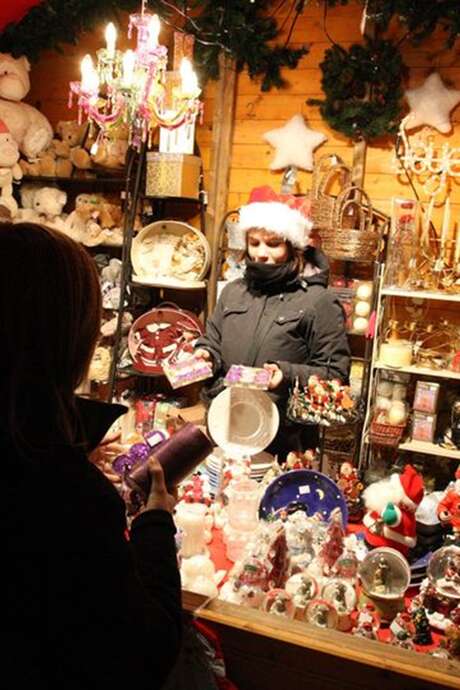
[195,348,213,364]
[144,456,177,514]
[263,362,284,390]
[89,430,126,483]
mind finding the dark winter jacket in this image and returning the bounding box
[197,248,350,407]
[4,396,182,690]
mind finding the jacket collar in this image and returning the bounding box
[75,396,127,452]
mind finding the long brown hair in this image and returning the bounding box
[0,222,101,450]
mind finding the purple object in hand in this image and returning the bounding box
[126,423,213,499]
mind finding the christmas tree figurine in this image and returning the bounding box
[411,606,433,645]
[319,512,344,575]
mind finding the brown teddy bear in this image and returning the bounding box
[55,120,92,170]
[91,122,128,170]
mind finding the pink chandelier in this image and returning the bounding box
[68,2,202,150]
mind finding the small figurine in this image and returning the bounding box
[332,582,348,613]
[411,606,433,645]
[363,464,424,556]
[390,612,415,650]
[336,462,364,522]
[264,589,294,619]
[444,623,460,659]
[306,599,338,629]
[437,551,460,598]
[372,555,392,595]
[352,604,380,640]
[286,573,317,609]
[437,466,460,544]
[319,512,344,575]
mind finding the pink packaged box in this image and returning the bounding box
[224,364,271,389]
[411,411,437,443]
[163,356,213,389]
[413,381,440,414]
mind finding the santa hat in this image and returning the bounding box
[394,464,424,510]
[238,185,312,249]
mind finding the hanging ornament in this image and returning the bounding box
[263,114,327,172]
[405,72,460,134]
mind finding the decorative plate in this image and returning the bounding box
[131,220,210,287]
[207,387,279,459]
[259,469,348,524]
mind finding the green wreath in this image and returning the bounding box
[308,39,405,141]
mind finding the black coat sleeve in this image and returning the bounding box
[277,291,351,388]
[194,291,226,373]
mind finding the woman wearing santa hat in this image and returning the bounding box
[195,186,351,459]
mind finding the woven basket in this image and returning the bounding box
[309,154,352,230]
[320,186,379,262]
[369,419,406,447]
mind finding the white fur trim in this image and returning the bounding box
[238,202,312,249]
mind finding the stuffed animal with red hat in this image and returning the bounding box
[0,118,22,217]
[362,464,425,557]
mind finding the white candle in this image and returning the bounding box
[440,196,451,253]
[122,49,136,87]
[105,22,117,57]
[149,14,161,49]
[80,54,98,93]
[175,503,207,558]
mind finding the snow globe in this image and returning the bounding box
[285,573,318,613]
[321,579,357,631]
[262,589,295,619]
[427,545,460,600]
[358,547,410,621]
[305,598,338,629]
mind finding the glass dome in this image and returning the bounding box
[427,545,460,600]
[359,547,410,599]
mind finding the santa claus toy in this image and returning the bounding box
[363,464,424,557]
[437,464,460,543]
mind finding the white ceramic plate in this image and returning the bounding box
[207,387,279,458]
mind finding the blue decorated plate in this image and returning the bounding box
[259,470,348,524]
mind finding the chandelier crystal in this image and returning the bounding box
[68,3,202,151]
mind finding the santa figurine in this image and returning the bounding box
[437,464,460,544]
[363,464,424,557]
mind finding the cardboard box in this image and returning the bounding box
[413,381,440,414]
[412,411,437,443]
[146,152,201,199]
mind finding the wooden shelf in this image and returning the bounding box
[381,287,460,303]
[182,591,460,689]
[398,440,460,459]
[374,361,460,380]
[131,276,207,290]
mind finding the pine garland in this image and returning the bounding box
[307,39,405,141]
[0,0,308,92]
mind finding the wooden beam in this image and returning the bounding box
[206,52,237,313]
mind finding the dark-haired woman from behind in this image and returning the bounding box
[2,223,181,690]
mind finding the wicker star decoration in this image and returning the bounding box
[263,114,327,171]
[405,72,460,134]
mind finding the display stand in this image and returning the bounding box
[106,144,208,402]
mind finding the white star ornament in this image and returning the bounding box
[405,72,460,134]
[263,114,327,171]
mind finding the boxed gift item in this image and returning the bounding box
[413,381,440,414]
[412,411,437,443]
[145,152,201,198]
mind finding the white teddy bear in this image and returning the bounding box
[0,53,53,160]
[16,184,67,231]
[0,118,23,216]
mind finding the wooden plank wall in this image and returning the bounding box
[26,3,460,234]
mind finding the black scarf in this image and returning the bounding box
[244,260,299,294]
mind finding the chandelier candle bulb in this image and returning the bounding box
[180,58,200,97]
[80,55,95,92]
[105,22,117,58]
[149,15,160,49]
[122,49,136,88]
